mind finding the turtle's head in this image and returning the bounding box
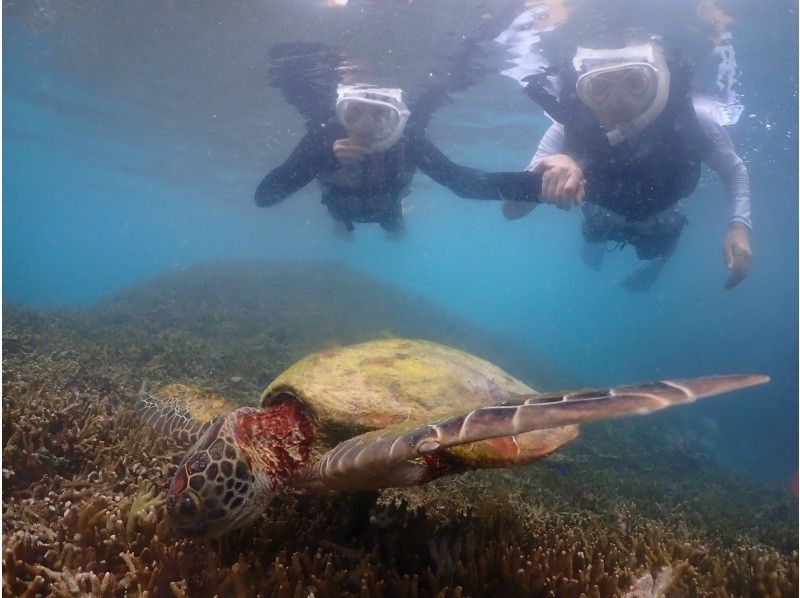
[167,403,316,538]
[167,408,266,538]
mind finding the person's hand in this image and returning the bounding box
[531,154,586,210]
[723,222,752,289]
[333,138,370,164]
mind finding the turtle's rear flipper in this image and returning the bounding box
[135,384,239,447]
[307,375,768,491]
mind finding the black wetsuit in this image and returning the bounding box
[255,120,540,232]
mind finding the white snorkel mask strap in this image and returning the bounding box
[574,40,670,146]
[335,85,411,153]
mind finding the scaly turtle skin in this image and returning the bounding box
[135,338,768,538]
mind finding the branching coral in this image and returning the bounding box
[126,483,166,542]
[623,566,674,597]
[3,262,797,597]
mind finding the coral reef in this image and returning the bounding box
[3,260,797,596]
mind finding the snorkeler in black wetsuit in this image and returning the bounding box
[255,109,540,233]
[255,42,540,234]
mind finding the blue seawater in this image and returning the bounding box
[3,1,797,485]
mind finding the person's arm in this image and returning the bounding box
[526,123,586,210]
[695,104,753,288]
[413,135,541,203]
[501,122,569,220]
[254,128,330,207]
[528,122,566,168]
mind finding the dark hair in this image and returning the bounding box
[535,0,716,68]
[266,42,351,122]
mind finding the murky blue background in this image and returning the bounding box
[4,1,797,481]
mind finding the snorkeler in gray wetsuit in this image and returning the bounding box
[511,37,753,292]
[255,42,541,236]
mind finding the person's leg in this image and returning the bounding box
[332,219,355,241]
[380,202,407,241]
[621,256,668,293]
[621,211,687,293]
[326,202,356,241]
[580,203,612,270]
[580,240,606,270]
[380,220,407,241]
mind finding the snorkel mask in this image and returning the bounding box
[573,39,670,146]
[336,85,411,153]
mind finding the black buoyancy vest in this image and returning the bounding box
[526,58,713,221]
[316,135,415,226]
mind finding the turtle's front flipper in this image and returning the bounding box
[308,375,768,491]
[135,383,239,447]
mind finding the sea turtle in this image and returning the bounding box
[135,338,767,538]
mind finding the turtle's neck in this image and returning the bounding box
[232,401,317,486]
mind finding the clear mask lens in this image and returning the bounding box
[621,66,653,96]
[340,100,399,142]
[578,65,657,112]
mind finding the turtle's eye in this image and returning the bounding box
[178,495,198,518]
[170,491,202,527]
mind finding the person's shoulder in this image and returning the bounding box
[691,97,743,161]
[691,97,727,137]
[398,125,430,154]
[307,117,342,137]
